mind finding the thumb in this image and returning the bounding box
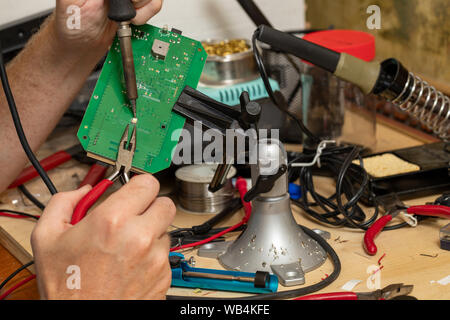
[39,185,93,231]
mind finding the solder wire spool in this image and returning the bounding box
[175,164,237,214]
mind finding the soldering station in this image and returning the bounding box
[0,0,449,304]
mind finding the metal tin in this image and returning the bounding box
[200,39,259,86]
[175,164,237,214]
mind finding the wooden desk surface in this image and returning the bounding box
[0,121,448,300]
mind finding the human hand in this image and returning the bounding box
[50,0,163,54]
[31,174,175,300]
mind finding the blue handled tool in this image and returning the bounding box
[170,253,278,294]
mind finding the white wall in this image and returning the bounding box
[0,0,55,28]
[0,0,305,40]
[151,0,305,40]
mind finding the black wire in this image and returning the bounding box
[252,33,320,145]
[0,40,57,195]
[0,261,35,292]
[18,185,46,211]
[252,30,419,231]
[0,209,40,220]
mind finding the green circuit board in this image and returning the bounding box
[77,24,207,174]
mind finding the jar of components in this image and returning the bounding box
[200,39,258,86]
[301,30,377,152]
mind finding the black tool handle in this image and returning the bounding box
[237,0,272,27]
[108,0,137,22]
[255,25,341,73]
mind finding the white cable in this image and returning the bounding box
[291,140,336,168]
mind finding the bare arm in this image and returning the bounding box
[0,0,176,301]
[0,0,162,192]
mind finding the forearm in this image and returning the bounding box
[0,15,109,192]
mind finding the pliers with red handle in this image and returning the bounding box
[8,144,108,190]
[71,124,137,225]
[364,202,450,256]
[295,283,414,300]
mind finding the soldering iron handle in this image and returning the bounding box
[108,0,137,22]
[255,25,341,73]
[363,215,392,256]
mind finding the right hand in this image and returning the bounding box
[51,0,163,54]
[31,174,176,300]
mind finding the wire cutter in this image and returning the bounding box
[8,144,108,190]
[295,283,414,300]
[364,196,450,256]
[70,124,137,225]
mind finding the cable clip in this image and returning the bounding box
[400,212,418,227]
[291,140,336,168]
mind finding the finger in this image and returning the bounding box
[140,197,176,238]
[39,185,92,228]
[131,0,163,25]
[132,0,152,9]
[93,174,160,219]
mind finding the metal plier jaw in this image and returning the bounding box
[359,283,414,300]
[107,124,137,184]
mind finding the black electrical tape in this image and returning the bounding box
[108,0,137,22]
[256,25,341,73]
[254,271,269,289]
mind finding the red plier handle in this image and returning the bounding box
[363,215,393,256]
[71,124,137,225]
[71,179,114,225]
[8,151,72,189]
[407,205,450,219]
[364,204,450,255]
[78,163,109,188]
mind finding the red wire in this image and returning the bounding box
[170,177,252,252]
[0,212,40,219]
[0,275,36,300]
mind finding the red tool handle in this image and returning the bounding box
[71,179,114,225]
[78,163,108,188]
[236,177,252,222]
[8,151,73,189]
[364,215,393,256]
[407,205,450,219]
[294,292,359,300]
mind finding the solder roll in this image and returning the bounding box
[175,164,237,214]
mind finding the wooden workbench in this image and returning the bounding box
[0,120,448,300]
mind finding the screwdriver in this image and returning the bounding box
[108,0,138,119]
